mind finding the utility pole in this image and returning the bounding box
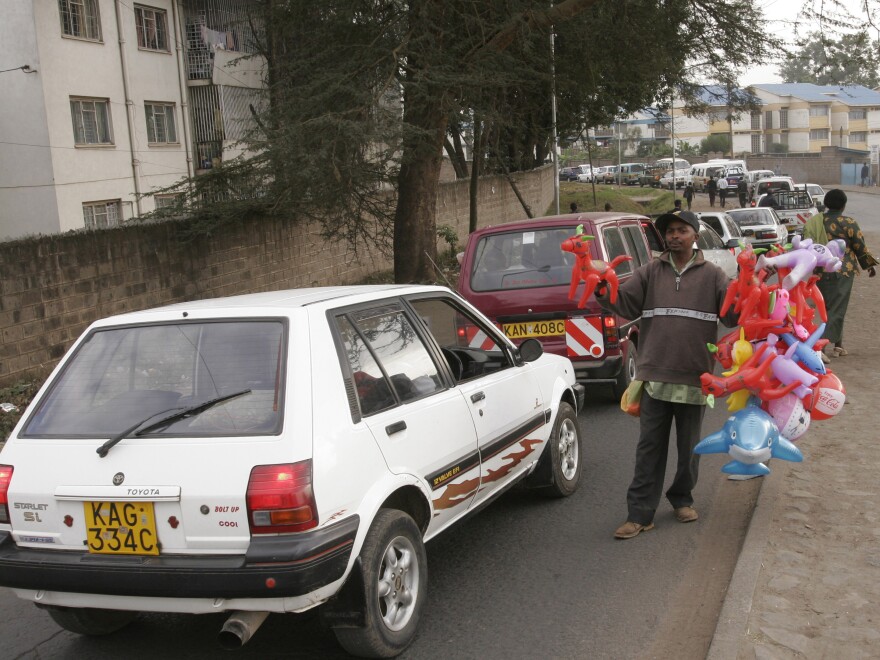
[550,25,560,215]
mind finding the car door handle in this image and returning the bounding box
[385,421,407,435]
[470,391,486,403]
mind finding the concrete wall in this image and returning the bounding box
[747,146,868,186]
[0,165,555,387]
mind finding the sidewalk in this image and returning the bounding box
[707,187,880,658]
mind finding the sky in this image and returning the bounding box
[739,0,874,85]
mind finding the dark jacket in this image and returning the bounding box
[597,251,736,386]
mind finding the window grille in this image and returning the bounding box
[809,129,829,140]
[135,5,169,51]
[849,109,867,120]
[809,106,829,117]
[155,194,182,209]
[145,103,177,143]
[764,111,773,129]
[751,112,761,130]
[59,0,101,41]
[182,0,263,79]
[779,109,788,129]
[850,131,867,143]
[71,98,112,145]
[751,134,762,153]
[83,201,121,229]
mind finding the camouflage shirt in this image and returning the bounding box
[823,210,878,277]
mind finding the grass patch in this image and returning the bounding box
[555,182,677,217]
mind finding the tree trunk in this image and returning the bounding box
[393,102,448,283]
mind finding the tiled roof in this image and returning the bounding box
[752,83,880,105]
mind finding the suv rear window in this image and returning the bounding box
[470,227,575,291]
[773,190,812,209]
[22,320,286,438]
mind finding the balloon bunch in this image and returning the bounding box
[694,238,847,476]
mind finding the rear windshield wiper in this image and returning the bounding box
[96,389,252,458]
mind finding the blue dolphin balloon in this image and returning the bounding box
[694,402,803,475]
[780,322,827,375]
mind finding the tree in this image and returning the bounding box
[700,134,730,154]
[149,0,781,284]
[778,30,880,87]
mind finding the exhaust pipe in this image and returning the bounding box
[218,610,270,649]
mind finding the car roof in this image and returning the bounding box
[88,285,447,325]
[470,213,649,238]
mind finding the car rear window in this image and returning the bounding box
[22,320,286,438]
[470,227,576,291]
[727,209,773,227]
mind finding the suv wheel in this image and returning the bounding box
[44,606,136,636]
[333,509,427,658]
[612,341,638,400]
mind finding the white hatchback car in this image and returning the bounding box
[0,285,585,657]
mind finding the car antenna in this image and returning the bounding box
[424,251,454,289]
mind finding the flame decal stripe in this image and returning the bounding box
[479,411,548,463]
[426,451,481,491]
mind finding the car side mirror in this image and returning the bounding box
[725,238,740,249]
[518,338,544,363]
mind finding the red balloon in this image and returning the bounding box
[802,371,846,420]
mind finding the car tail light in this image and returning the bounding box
[0,465,13,525]
[602,315,619,345]
[246,462,317,534]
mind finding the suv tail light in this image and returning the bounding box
[602,315,619,346]
[246,462,317,535]
[0,465,13,525]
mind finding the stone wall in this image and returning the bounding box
[0,166,554,388]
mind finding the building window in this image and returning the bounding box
[751,134,762,153]
[155,194,182,209]
[83,201,122,229]
[765,110,773,129]
[751,112,761,130]
[59,0,102,41]
[850,131,867,143]
[70,98,113,145]
[145,102,177,144]
[809,106,829,117]
[810,128,830,141]
[780,109,788,129]
[849,109,867,120]
[135,5,169,51]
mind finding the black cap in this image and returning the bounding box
[655,210,700,234]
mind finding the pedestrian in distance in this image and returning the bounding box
[683,183,695,211]
[570,201,579,213]
[604,202,613,211]
[717,176,729,208]
[670,199,683,213]
[706,176,717,207]
[595,211,738,539]
[861,162,870,187]
[736,178,748,207]
[758,191,780,210]
[802,189,878,358]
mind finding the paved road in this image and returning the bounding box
[1,390,758,660]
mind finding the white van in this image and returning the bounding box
[689,163,727,192]
[655,157,691,171]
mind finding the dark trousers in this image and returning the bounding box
[708,191,716,207]
[626,391,706,525]
[719,189,727,207]
[816,272,854,344]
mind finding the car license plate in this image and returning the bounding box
[502,320,565,339]
[84,501,160,556]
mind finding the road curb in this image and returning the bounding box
[705,460,791,659]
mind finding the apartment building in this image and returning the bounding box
[670,83,880,156]
[1,0,264,242]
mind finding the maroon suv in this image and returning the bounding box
[457,213,660,397]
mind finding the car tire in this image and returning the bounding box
[612,341,638,400]
[533,402,582,498]
[44,606,136,636]
[333,509,427,658]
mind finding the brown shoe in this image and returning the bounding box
[674,506,699,523]
[614,521,655,539]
